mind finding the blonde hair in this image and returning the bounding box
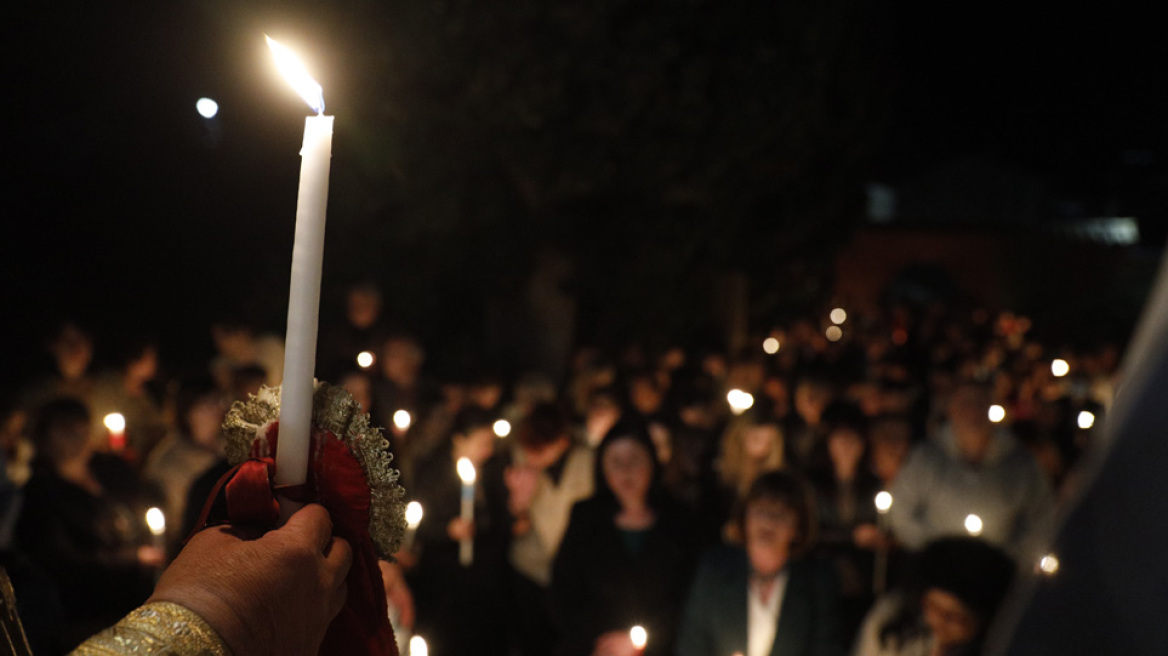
[718,415,785,499]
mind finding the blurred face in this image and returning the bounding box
[630,379,662,415]
[188,396,226,449]
[347,289,381,329]
[827,429,865,474]
[795,385,830,425]
[381,339,424,386]
[341,373,374,413]
[745,498,799,577]
[922,588,980,648]
[127,347,158,382]
[455,427,496,465]
[52,325,93,379]
[743,424,781,461]
[948,385,993,460]
[602,437,654,509]
[48,419,92,465]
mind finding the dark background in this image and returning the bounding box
[2,1,1165,395]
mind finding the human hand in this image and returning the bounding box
[592,629,641,656]
[379,560,415,630]
[447,517,475,541]
[149,504,352,656]
[505,465,539,515]
[137,545,166,568]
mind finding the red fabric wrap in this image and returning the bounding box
[224,422,398,656]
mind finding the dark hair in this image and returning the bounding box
[452,406,497,438]
[515,402,568,449]
[879,537,1015,650]
[32,397,91,452]
[742,469,818,556]
[175,377,221,438]
[821,400,868,437]
[592,418,665,511]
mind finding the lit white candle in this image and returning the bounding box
[457,457,476,566]
[873,491,892,595]
[103,412,126,453]
[267,36,333,490]
[146,506,166,552]
[403,501,423,552]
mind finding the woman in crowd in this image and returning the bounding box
[679,470,846,656]
[143,378,226,552]
[810,401,886,633]
[717,404,786,541]
[851,537,1014,656]
[551,419,699,656]
[15,398,163,650]
[409,406,511,656]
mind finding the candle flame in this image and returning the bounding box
[964,513,983,536]
[457,457,477,484]
[493,419,512,438]
[874,491,893,513]
[727,389,754,415]
[405,501,424,528]
[146,507,166,536]
[629,625,648,649]
[409,636,428,656]
[104,412,126,433]
[265,35,325,114]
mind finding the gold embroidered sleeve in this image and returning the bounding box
[70,602,231,656]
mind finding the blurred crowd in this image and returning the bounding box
[0,282,1118,656]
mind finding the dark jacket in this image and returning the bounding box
[677,546,846,656]
[551,496,699,656]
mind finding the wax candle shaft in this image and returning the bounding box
[460,483,474,566]
[276,115,334,488]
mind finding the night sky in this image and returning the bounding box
[2,1,1165,395]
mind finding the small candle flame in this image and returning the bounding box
[393,410,412,431]
[357,351,375,368]
[964,513,983,536]
[265,35,325,114]
[874,491,893,513]
[493,419,512,438]
[405,501,424,528]
[146,507,166,536]
[408,636,428,656]
[629,625,648,649]
[727,389,754,415]
[457,457,477,485]
[104,412,126,433]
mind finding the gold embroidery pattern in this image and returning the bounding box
[222,382,407,559]
[70,602,230,656]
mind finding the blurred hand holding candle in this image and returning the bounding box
[266,35,334,493]
[457,457,476,566]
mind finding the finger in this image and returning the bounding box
[329,580,349,619]
[280,503,335,553]
[324,535,354,582]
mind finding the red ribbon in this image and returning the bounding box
[216,422,398,656]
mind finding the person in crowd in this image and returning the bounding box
[579,386,622,449]
[409,407,511,656]
[678,470,846,656]
[889,380,1053,554]
[506,403,595,656]
[551,419,699,656]
[209,317,285,392]
[143,378,227,552]
[788,375,836,469]
[20,321,96,416]
[318,281,390,377]
[88,337,168,465]
[15,398,163,649]
[372,333,437,488]
[851,537,1015,656]
[867,415,913,487]
[231,363,268,401]
[810,401,885,634]
[717,404,785,541]
[0,402,33,488]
